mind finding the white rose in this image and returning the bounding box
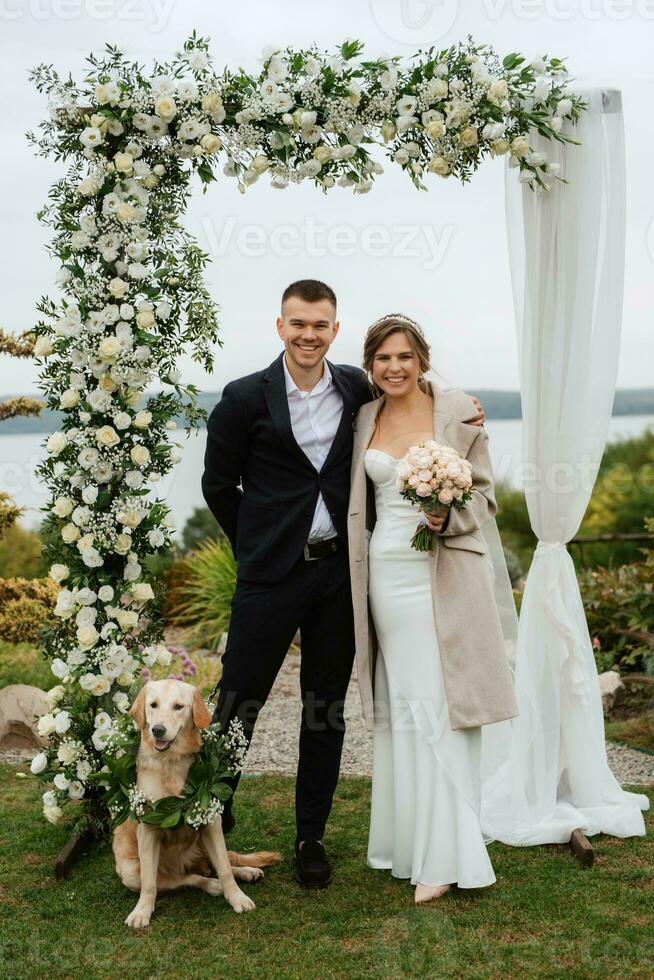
[54,772,70,790]
[424,118,445,140]
[123,560,142,582]
[113,412,132,430]
[82,485,98,505]
[510,135,530,159]
[488,79,509,104]
[114,151,134,173]
[54,711,71,734]
[68,781,85,800]
[131,582,154,603]
[98,336,122,363]
[54,496,74,518]
[117,507,143,528]
[34,336,54,357]
[37,713,56,737]
[108,277,129,299]
[51,659,70,681]
[72,505,91,527]
[128,263,148,280]
[92,675,111,696]
[154,95,177,121]
[49,563,69,583]
[30,751,48,774]
[76,532,95,553]
[459,125,479,147]
[115,609,139,631]
[96,425,120,448]
[133,410,152,429]
[77,625,100,650]
[44,804,63,824]
[47,432,68,456]
[114,534,133,555]
[59,389,80,409]
[113,691,130,713]
[130,444,151,466]
[61,523,80,544]
[98,585,115,603]
[135,309,155,329]
[47,684,66,705]
[81,126,103,149]
[427,155,451,177]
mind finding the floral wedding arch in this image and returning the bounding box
[26,34,585,833]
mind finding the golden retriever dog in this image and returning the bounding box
[113,679,280,929]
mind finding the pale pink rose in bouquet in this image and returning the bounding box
[396,440,473,551]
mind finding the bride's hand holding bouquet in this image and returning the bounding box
[396,441,473,551]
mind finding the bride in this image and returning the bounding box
[348,313,519,903]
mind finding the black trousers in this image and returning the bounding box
[213,551,356,842]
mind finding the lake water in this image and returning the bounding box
[2,415,653,537]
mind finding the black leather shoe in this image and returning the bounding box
[295,840,332,888]
[221,809,236,835]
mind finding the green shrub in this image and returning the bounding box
[0,524,43,578]
[180,505,225,553]
[580,518,654,674]
[0,577,59,644]
[164,538,236,651]
[0,640,52,689]
[579,426,654,568]
[495,480,538,575]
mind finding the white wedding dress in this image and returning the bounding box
[365,449,496,889]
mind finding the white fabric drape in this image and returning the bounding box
[482,86,649,845]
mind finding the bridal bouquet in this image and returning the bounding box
[396,442,473,552]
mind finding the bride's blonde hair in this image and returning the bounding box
[362,313,432,397]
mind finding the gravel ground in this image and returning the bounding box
[3,651,652,789]
[243,650,654,788]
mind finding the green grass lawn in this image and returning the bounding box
[1,765,652,980]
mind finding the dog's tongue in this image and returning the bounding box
[154,739,170,752]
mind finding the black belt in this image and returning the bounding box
[303,536,343,561]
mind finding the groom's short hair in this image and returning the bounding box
[281,279,337,312]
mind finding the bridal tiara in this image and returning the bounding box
[366,313,426,339]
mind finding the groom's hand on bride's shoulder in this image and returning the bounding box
[464,395,485,426]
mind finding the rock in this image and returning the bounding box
[598,670,625,716]
[0,684,50,751]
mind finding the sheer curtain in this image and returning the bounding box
[482,87,649,845]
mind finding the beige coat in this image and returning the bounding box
[348,383,519,732]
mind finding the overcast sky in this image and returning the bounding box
[1,0,652,396]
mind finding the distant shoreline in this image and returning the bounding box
[2,388,654,434]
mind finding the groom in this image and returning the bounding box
[201,279,485,887]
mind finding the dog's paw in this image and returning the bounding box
[125,904,152,929]
[226,888,256,913]
[205,878,224,897]
[232,866,264,883]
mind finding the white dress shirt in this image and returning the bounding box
[283,354,343,542]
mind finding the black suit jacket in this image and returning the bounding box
[201,352,372,582]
